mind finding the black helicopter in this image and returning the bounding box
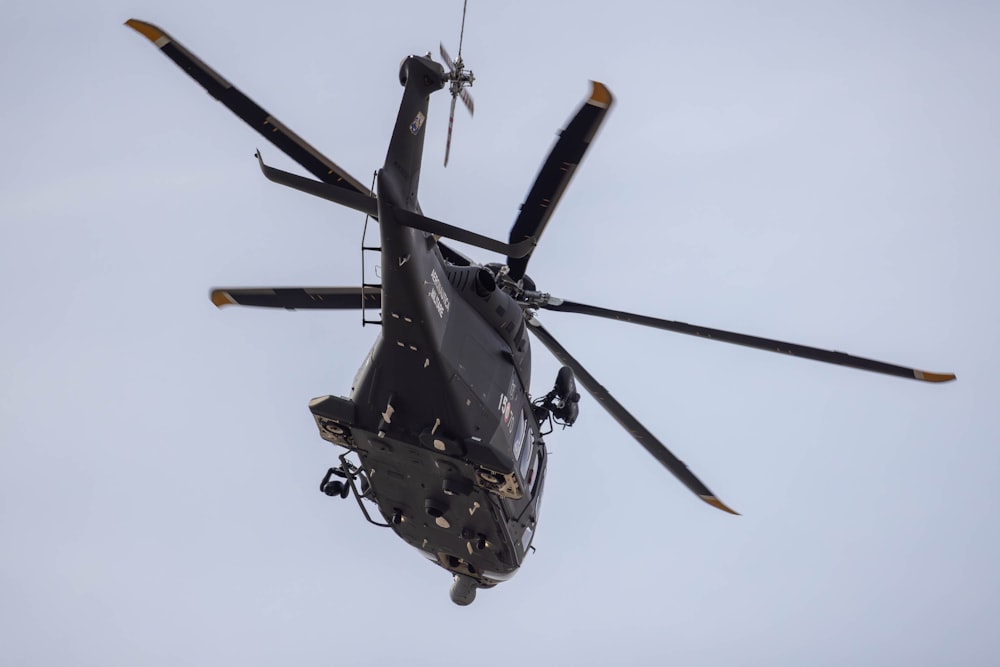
[126,13,955,606]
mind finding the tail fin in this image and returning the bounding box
[380,55,446,211]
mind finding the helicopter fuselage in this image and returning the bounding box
[126,15,956,608]
[309,55,547,589]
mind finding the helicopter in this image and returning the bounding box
[125,13,955,606]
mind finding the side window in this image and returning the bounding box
[522,449,541,489]
[512,414,527,460]
[519,422,535,479]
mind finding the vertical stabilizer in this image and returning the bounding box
[381,56,446,211]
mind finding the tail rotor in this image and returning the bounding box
[440,1,475,166]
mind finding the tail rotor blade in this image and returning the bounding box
[457,0,469,59]
[459,87,475,116]
[440,42,457,73]
[444,94,458,167]
[440,2,474,167]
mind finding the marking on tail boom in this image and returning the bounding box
[410,111,426,135]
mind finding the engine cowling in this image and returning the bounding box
[445,265,530,356]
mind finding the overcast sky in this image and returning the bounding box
[3,1,998,665]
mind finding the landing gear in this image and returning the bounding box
[449,574,478,606]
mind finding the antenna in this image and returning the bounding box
[440,0,475,167]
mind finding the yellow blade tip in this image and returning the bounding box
[124,19,165,44]
[588,81,613,109]
[914,370,957,383]
[210,290,235,308]
[700,495,740,515]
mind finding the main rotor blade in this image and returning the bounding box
[211,287,381,310]
[437,238,478,266]
[507,82,613,281]
[125,19,371,197]
[391,206,537,258]
[539,298,956,383]
[437,240,476,267]
[525,317,738,515]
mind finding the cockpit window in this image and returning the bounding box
[512,414,527,460]
[519,421,535,478]
[520,525,534,552]
[522,450,541,489]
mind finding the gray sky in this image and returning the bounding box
[3,1,998,665]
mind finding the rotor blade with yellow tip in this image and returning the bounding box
[538,298,957,384]
[507,81,614,281]
[124,19,371,198]
[209,287,381,310]
[526,316,739,515]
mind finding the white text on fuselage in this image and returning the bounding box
[428,269,451,319]
[498,392,513,427]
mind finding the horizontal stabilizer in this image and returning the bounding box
[211,287,381,310]
[255,151,378,218]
